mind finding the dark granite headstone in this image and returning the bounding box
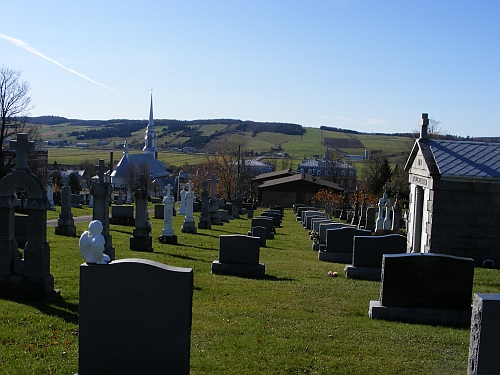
[252,217,274,239]
[369,253,474,326]
[110,205,135,225]
[211,235,265,277]
[154,204,164,219]
[79,259,193,375]
[344,234,406,281]
[319,227,371,263]
[250,226,267,247]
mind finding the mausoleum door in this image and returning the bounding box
[411,185,425,253]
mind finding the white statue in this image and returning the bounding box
[79,220,110,264]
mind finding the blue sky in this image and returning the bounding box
[1,1,499,137]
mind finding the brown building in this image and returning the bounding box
[3,149,49,185]
[257,172,343,207]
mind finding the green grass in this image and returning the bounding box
[1,208,498,374]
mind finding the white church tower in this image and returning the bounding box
[143,94,158,158]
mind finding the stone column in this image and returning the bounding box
[159,184,177,244]
[198,180,211,229]
[91,159,115,260]
[383,201,392,230]
[55,180,76,237]
[208,173,222,225]
[181,180,197,233]
[130,176,153,252]
[178,186,186,215]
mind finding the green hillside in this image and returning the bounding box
[36,119,417,176]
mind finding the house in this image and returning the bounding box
[405,113,500,267]
[257,172,343,207]
[297,148,357,192]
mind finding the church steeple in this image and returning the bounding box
[143,92,158,158]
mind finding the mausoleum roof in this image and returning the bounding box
[429,140,500,179]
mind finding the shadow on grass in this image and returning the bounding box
[216,273,295,282]
[110,228,133,235]
[24,297,79,325]
[163,253,209,262]
[156,242,217,251]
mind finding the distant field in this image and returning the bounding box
[41,122,416,173]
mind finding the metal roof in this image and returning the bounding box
[429,140,500,178]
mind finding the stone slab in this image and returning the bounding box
[79,259,193,375]
[318,251,352,264]
[369,300,471,327]
[344,265,381,281]
[211,261,265,278]
[380,253,474,310]
[468,293,500,375]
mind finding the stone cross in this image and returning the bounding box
[165,183,172,197]
[209,173,220,200]
[10,133,34,170]
[97,159,106,184]
[186,180,193,192]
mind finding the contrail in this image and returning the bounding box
[0,33,123,95]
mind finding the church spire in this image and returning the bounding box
[143,92,158,158]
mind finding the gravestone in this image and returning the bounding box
[262,210,282,228]
[130,176,153,252]
[250,217,274,239]
[344,234,407,281]
[375,186,391,231]
[232,191,243,215]
[79,259,193,375]
[231,204,240,219]
[91,160,115,261]
[251,226,267,247]
[47,183,55,210]
[219,210,229,223]
[468,293,500,375]
[223,202,233,219]
[247,209,253,219]
[71,194,82,208]
[304,211,326,230]
[296,206,316,221]
[159,184,177,244]
[369,253,474,326]
[55,180,76,237]
[365,207,376,232]
[0,133,59,301]
[181,180,197,234]
[197,181,211,230]
[358,199,367,228]
[110,205,135,225]
[340,191,348,221]
[310,218,332,235]
[391,197,402,231]
[318,227,371,263]
[211,235,265,278]
[208,174,222,225]
[154,204,164,219]
[318,222,349,251]
[178,186,186,215]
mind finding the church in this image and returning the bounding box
[110,95,169,201]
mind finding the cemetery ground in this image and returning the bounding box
[1,208,499,374]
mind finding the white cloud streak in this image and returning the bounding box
[0,33,123,95]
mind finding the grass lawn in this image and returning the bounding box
[1,208,498,374]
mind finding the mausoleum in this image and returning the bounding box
[405,113,500,267]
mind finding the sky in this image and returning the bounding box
[1,1,499,137]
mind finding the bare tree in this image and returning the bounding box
[412,117,447,139]
[0,66,39,178]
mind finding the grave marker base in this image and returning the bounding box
[158,235,178,245]
[130,236,153,252]
[211,261,265,278]
[344,265,381,281]
[369,300,471,327]
[318,251,352,264]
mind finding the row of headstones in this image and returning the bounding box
[292,204,499,374]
